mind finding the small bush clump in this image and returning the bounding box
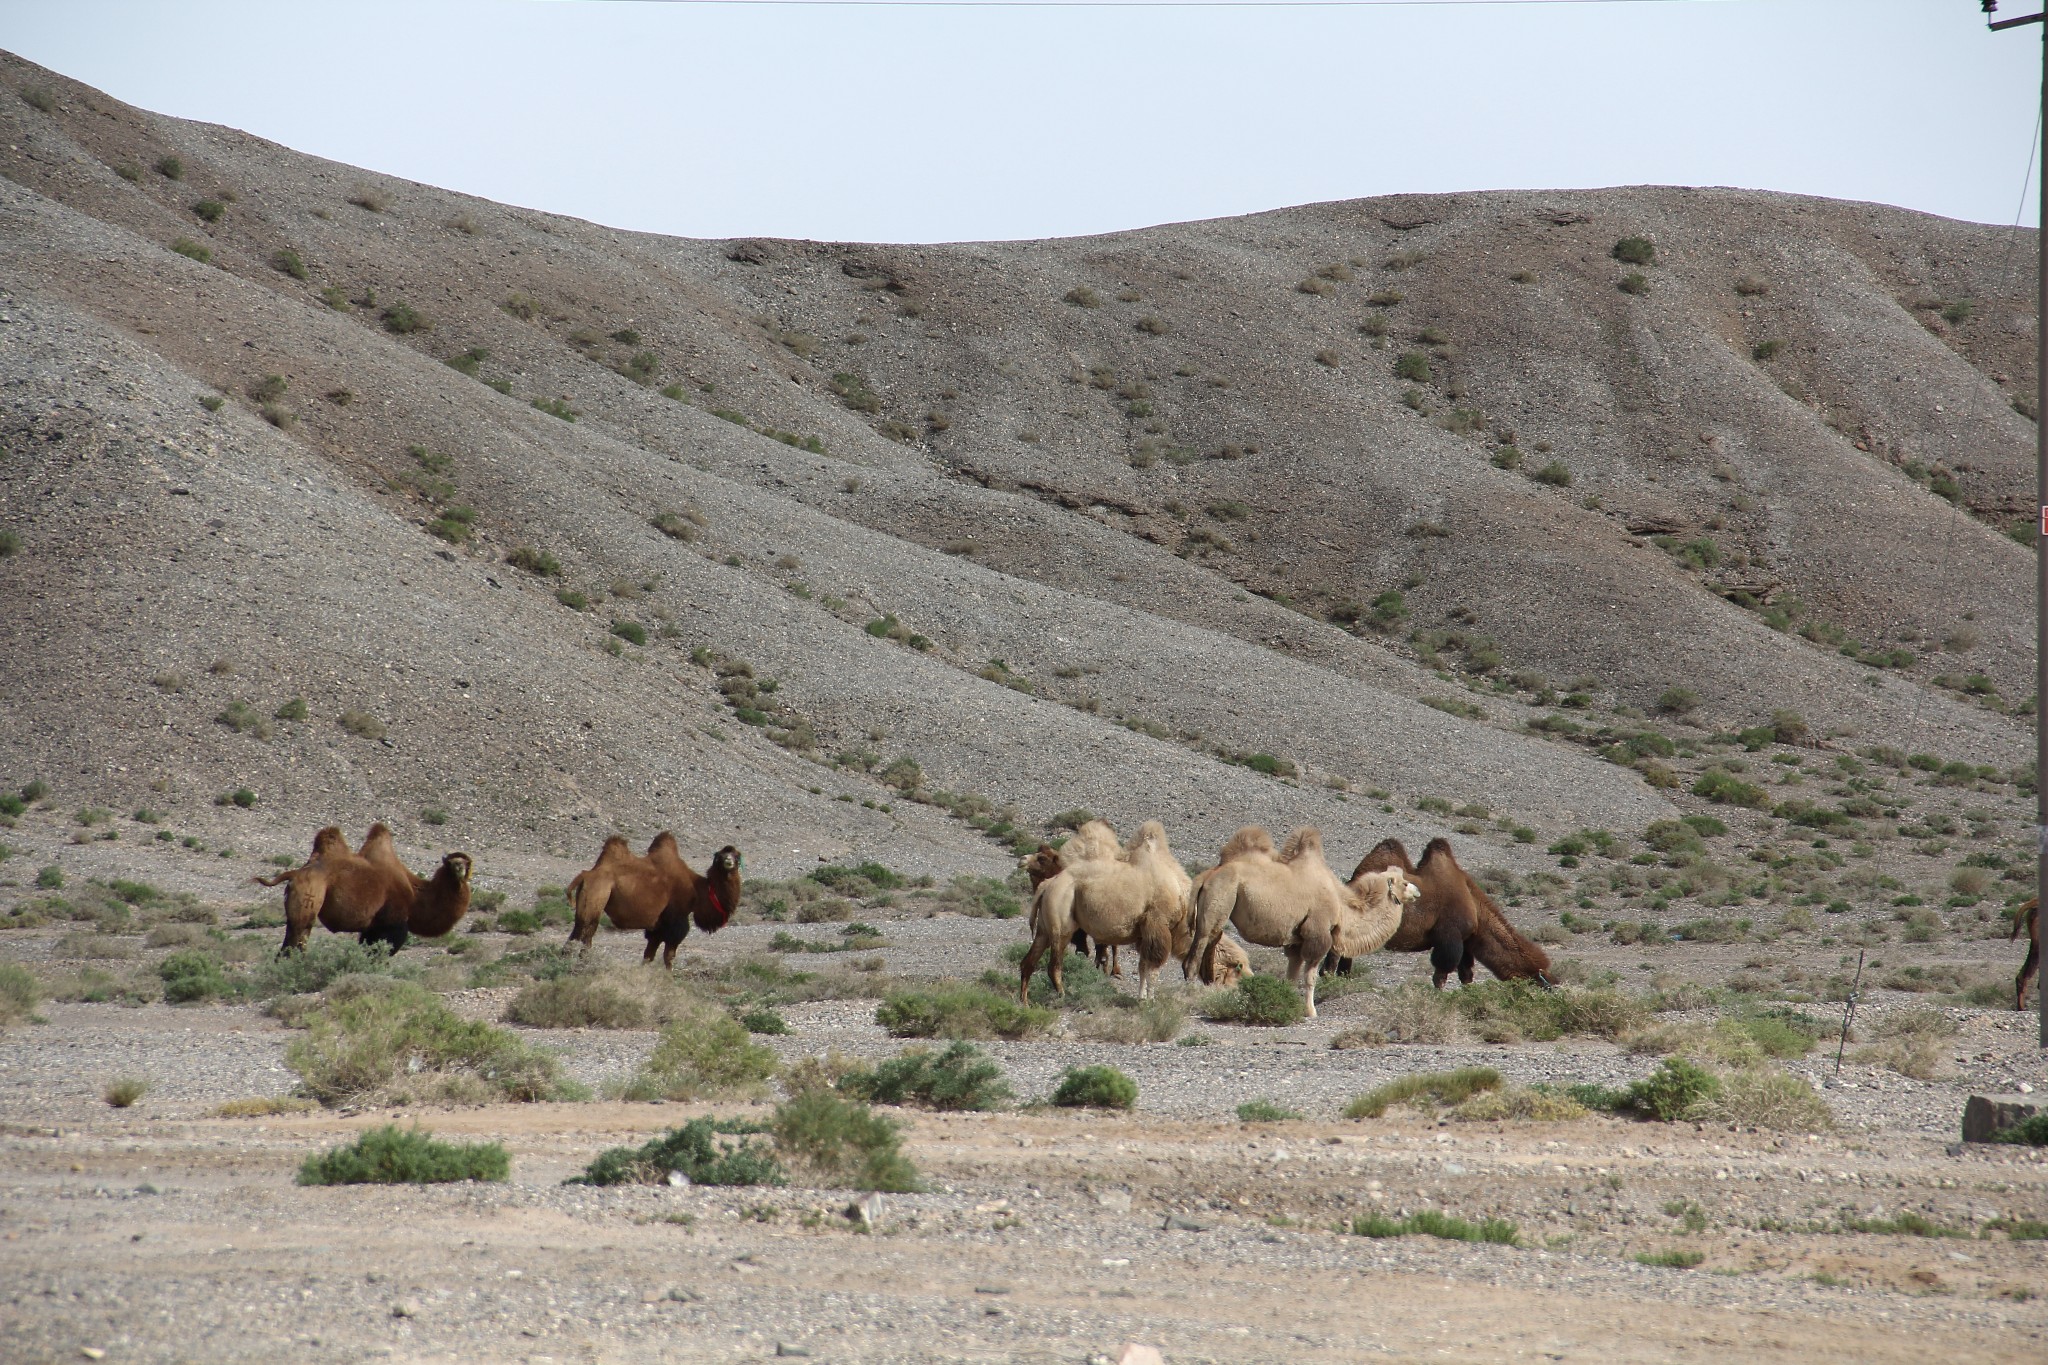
[840,1041,1012,1111]
[875,985,1054,1041]
[298,1125,509,1185]
[1200,974,1305,1027]
[771,1089,922,1191]
[0,962,43,1030]
[1236,1099,1302,1122]
[572,1117,784,1187]
[1346,1067,1501,1119]
[103,1077,149,1108]
[1051,1064,1137,1110]
[1350,1210,1518,1245]
[617,1010,778,1101]
[286,980,567,1106]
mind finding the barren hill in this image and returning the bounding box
[0,51,2035,879]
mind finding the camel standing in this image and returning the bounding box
[256,823,469,955]
[1021,821,1190,1001]
[1185,827,1416,1017]
[2015,897,2040,1011]
[567,833,740,967]
[1024,820,1135,976]
[1323,837,1553,989]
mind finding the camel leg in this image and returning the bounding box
[1019,932,1051,1005]
[1295,926,1333,1020]
[1108,945,1121,978]
[569,878,610,955]
[277,874,322,957]
[1070,928,1090,960]
[1429,931,1464,991]
[1457,944,1477,986]
[2019,938,2040,1011]
[642,931,661,965]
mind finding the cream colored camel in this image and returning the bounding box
[1022,820,1190,1001]
[1185,826,1416,1017]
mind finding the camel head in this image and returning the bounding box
[711,844,741,876]
[1022,845,1063,889]
[1390,869,1421,907]
[440,851,473,883]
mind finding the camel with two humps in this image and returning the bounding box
[256,823,471,955]
[1185,826,1416,1018]
[1021,820,1191,1001]
[566,833,741,968]
[2014,897,2040,1011]
[1322,836,1553,989]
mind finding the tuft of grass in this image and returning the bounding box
[1394,351,1433,383]
[1350,1210,1519,1245]
[1635,1249,1705,1269]
[169,237,211,264]
[1987,1113,2048,1146]
[610,621,647,647]
[381,302,427,334]
[1346,1067,1502,1119]
[286,980,568,1106]
[772,1090,922,1191]
[274,697,308,722]
[506,970,661,1029]
[876,984,1054,1041]
[103,1077,149,1108]
[1453,1087,1590,1122]
[155,155,183,180]
[572,1117,784,1187]
[1236,1099,1302,1122]
[298,1125,508,1185]
[506,545,561,577]
[1625,1057,1721,1120]
[192,198,225,223]
[215,1096,316,1119]
[159,949,234,1004]
[0,962,43,1030]
[1052,1064,1138,1110]
[616,1010,778,1101]
[1612,236,1656,266]
[1199,974,1305,1027]
[652,508,704,541]
[337,709,386,740]
[271,247,309,280]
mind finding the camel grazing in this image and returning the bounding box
[1021,820,1191,1001]
[2014,897,2040,1011]
[256,823,470,955]
[1184,827,1417,1018]
[1323,837,1553,989]
[566,833,741,968]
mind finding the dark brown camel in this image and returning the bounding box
[2014,897,2040,1011]
[1324,837,1553,988]
[567,833,741,968]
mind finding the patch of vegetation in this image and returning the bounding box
[298,1125,509,1185]
[772,1089,922,1191]
[1350,1210,1519,1245]
[0,962,43,1030]
[531,396,578,422]
[505,545,561,577]
[829,371,882,414]
[158,949,234,1004]
[102,1077,148,1108]
[652,507,706,541]
[1618,272,1650,296]
[285,980,568,1106]
[1987,1113,2048,1146]
[1236,1099,1302,1122]
[1635,1249,1705,1269]
[1394,351,1433,383]
[380,302,427,334]
[1200,974,1306,1027]
[616,1010,779,1101]
[570,1117,783,1187]
[1051,1064,1137,1110]
[875,984,1054,1041]
[337,709,386,740]
[1612,237,1656,266]
[1345,1067,1502,1119]
[169,237,211,264]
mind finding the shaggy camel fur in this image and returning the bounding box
[1021,820,1190,1001]
[566,833,740,967]
[1324,837,1553,989]
[2014,898,2040,1011]
[1024,823,1133,975]
[1185,827,1416,1017]
[256,824,469,955]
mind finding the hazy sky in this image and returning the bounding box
[1,0,2040,243]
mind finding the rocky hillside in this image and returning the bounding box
[0,51,2034,880]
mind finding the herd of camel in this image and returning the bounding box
[256,817,2045,1016]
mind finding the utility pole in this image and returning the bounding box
[1983,0,2048,1050]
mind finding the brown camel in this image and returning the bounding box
[255,823,469,955]
[567,833,740,967]
[1324,837,1553,989]
[1184,827,1416,1018]
[2014,897,2040,1011]
[1021,820,1190,1001]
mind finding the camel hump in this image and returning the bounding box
[310,826,348,858]
[647,831,680,855]
[1217,827,1275,863]
[1277,827,1323,863]
[1128,820,1169,855]
[1353,837,1413,877]
[1420,836,1460,869]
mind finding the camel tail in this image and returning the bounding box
[252,871,292,888]
[2013,899,2039,941]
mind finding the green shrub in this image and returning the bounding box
[1350,1210,1518,1244]
[1700,1067,1832,1131]
[1752,339,1782,361]
[1693,770,1768,808]
[169,237,211,264]
[1618,272,1650,296]
[1236,1099,1302,1122]
[1394,351,1433,383]
[1657,687,1699,715]
[159,949,233,1004]
[841,1041,1011,1111]
[611,621,647,646]
[1635,1249,1705,1269]
[652,509,703,541]
[1532,460,1573,486]
[1450,980,1645,1042]
[299,1125,509,1185]
[506,545,561,577]
[192,198,225,223]
[742,1008,790,1035]
[1612,236,1656,266]
[272,247,309,280]
[252,937,400,998]
[1051,1064,1137,1110]
[381,302,427,334]
[274,697,308,722]
[506,972,653,1029]
[1200,974,1306,1027]
[36,865,63,890]
[1988,1113,2048,1146]
[532,396,578,422]
[103,1077,149,1108]
[875,985,1054,1040]
[618,1010,778,1101]
[1345,1067,1502,1119]
[572,1117,784,1187]
[155,155,184,180]
[337,710,386,740]
[0,962,42,1029]
[285,980,567,1106]
[1626,1057,1721,1121]
[772,1090,921,1191]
